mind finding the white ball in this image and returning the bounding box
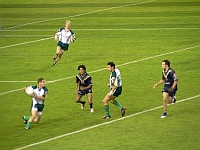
[25,86,34,95]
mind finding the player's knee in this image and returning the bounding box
[102,99,108,105]
[75,99,80,103]
[110,99,114,103]
[33,120,40,123]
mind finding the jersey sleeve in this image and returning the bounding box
[171,71,178,80]
[87,76,93,85]
[76,75,79,83]
[111,71,117,86]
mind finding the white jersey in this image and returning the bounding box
[56,28,75,44]
[31,85,48,105]
[110,68,122,88]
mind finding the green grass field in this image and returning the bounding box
[0,0,200,149]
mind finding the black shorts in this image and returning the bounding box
[78,88,92,95]
[57,41,69,51]
[162,87,177,97]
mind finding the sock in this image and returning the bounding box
[89,103,93,108]
[24,116,30,121]
[104,105,110,116]
[26,122,32,128]
[113,100,123,110]
[79,100,85,104]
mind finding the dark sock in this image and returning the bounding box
[89,103,93,108]
[104,105,110,116]
[79,100,85,104]
[113,100,123,110]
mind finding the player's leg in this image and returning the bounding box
[169,89,177,104]
[86,92,94,112]
[25,110,38,129]
[110,87,126,116]
[168,96,173,104]
[111,99,126,117]
[75,93,86,109]
[102,93,112,119]
[53,46,62,61]
[32,114,42,123]
[53,49,65,65]
[32,106,43,123]
[55,49,64,62]
[22,115,30,124]
[161,92,169,118]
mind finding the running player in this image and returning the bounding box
[75,65,94,112]
[153,60,178,118]
[53,20,76,65]
[102,62,126,119]
[22,78,48,129]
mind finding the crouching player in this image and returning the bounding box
[22,78,48,130]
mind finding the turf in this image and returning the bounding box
[0,0,200,149]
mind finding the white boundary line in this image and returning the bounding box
[1,28,199,32]
[0,44,200,96]
[0,35,52,37]
[1,27,199,49]
[0,37,53,49]
[3,0,155,30]
[14,94,200,150]
[0,81,39,83]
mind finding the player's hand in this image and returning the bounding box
[107,84,110,87]
[80,86,85,90]
[24,87,27,91]
[71,36,76,42]
[153,84,158,89]
[168,87,174,93]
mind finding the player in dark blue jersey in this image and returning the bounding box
[153,60,178,118]
[75,65,94,112]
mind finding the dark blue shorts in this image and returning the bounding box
[78,88,92,95]
[162,87,177,97]
[57,41,69,51]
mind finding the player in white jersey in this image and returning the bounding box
[102,62,126,119]
[53,20,76,65]
[22,78,48,130]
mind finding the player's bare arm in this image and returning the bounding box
[75,83,79,94]
[80,85,92,90]
[171,79,178,89]
[153,79,165,88]
[29,94,46,100]
[109,85,117,96]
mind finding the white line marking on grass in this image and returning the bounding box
[0,35,52,37]
[1,27,198,49]
[4,0,155,30]
[0,37,53,50]
[0,81,38,83]
[1,27,199,32]
[0,45,200,96]
[14,94,200,150]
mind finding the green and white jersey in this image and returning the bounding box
[110,68,122,88]
[56,28,75,44]
[31,85,48,105]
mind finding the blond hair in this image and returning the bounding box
[66,20,71,24]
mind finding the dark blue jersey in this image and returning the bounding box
[76,73,93,88]
[162,68,178,89]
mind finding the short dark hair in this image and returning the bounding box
[78,64,86,71]
[38,78,44,84]
[107,62,115,69]
[162,60,170,67]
